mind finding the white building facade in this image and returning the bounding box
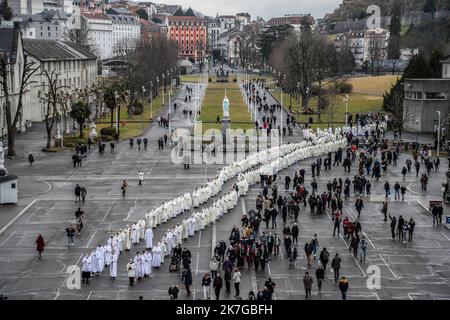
[81,11,113,60]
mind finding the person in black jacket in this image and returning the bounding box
[213,273,223,300]
[316,265,325,293]
[319,248,330,273]
[355,197,364,218]
[331,253,341,283]
[168,284,179,300]
[201,272,212,299]
[291,223,299,244]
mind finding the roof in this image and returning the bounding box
[441,55,450,63]
[167,16,204,23]
[106,8,136,16]
[23,39,98,61]
[0,24,20,65]
[81,12,111,21]
[267,15,315,26]
[0,175,18,183]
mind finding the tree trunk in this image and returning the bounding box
[4,100,16,157]
[110,109,114,127]
[79,121,84,139]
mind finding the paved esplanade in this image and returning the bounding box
[1,78,450,300]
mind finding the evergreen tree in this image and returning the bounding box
[403,53,432,78]
[423,0,437,18]
[428,48,445,77]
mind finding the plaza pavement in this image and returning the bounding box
[0,78,449,300]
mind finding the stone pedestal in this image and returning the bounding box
[222,117,230,151]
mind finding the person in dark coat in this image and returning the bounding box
[319,248,330,272]
[338,277,349,300]
[36,234,45,259]
[316,265,325,293]
[28,154,35,166]
[331,253,341,283]
[168,284,179,300]
[213,273,223,300]
[184,267,193,296]
[303,272,313,298]
[291,223,299,244]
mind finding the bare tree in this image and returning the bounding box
[0,52,40,156]
[63,18,92,50]
[37,70,68,149]
[367,36,387,75]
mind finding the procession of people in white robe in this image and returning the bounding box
[81,127,348,282]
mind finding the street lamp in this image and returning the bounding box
[306,86,310,115]
[343,94,349,128]
[437,111,441,156]
[415,119,419,144]
[115,91,119,137]
[150,81,153,120]
[142,86,146,131]
[162,73,165,106]
[297,82,300,113]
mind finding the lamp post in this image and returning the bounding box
[115,91,119,137]
[142,86,146,131]
[297,82,300,113]
[415,119,419,144]
[150,81,153,120]
[343,94,349,128]
[162,73,165,106]
[437,111,441,156]
[306,86,310,116]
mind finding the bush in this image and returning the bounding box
[97,135,114,142]
[208,78,212,82]
[63,136,87,148]
[310,85,321,96]
[337,82,353,94]
[318,96,330,110]
[133,101,143,115]
[100,127,116,136]
[233,78,237,82]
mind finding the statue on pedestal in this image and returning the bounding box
[89,121,98,140]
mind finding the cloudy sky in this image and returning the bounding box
[144,0,342,19]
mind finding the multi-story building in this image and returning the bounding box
[218,15,236,34]
[140,18,168,42]
[23,38,98,122]
[106,8,140,57]
[168,12,207,63]
[335,28,390,67]
[207,17,221,51]
[235,13,251,28]
[266,14,315,32]
[9,0,75,15]
[0,22,32,136]
[81,11,113,59]
[403,57,450,133]
[17,9,75,41]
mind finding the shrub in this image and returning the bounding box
[97,135,114,142]
[233,78,237,82]
[133,101,143,115]
[63,136,87,148]
[337,82,353,94]
[318,96,330,110]
[208,78,212,82]
[100,127,116,136]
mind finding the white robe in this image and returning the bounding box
[82,256,92,273]
[144,227,153,249]
[104,244,112,266]
[124,228,131,250]
[134,255,142,278]
[131,224,140,244]
[110,252,118,278]
[152,244,162,267]
[143,252,152,275]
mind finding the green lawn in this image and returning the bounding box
[199,82,253,133]
[270,90,384,130]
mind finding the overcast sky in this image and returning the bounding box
[142,0,342,20]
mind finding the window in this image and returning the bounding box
[425,92,446,100]
[405,91,423,100]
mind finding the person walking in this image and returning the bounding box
[338,277,349,300]
[184,267,193,296]
[213,273,223,300]
[36,234,45,259]
[28,153,35,166]
[127,259,136,286]
[316,265,325,293]
[331,253,341,283]
[232,268,241,298]
[80,186,87,203]
[358,236,367,263]
[66,224,75,247]
[138,170,144,186]
[355,197,364,218]
[303,272,313,299]
[304,242,313,267]
[224,267,232,294]
[121,179,128,199]
[381,201,388,222]
[291,223,299,244]
[202,272,212,299]
[319,248,330,273]
[75,184,81,203]
[168,284,179,300]
[408,218,415,241]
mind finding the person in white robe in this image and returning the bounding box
[143,250,152,277]
[104,244,112,266]
[95,244,105,274]
[81,255,92,283]
[138,219,146,240]
[152,243,162,268]
[134,252,142,280]
[131,223,140,244]
[110,250,118,280]
[89,251,99,275]
[124,226,131,251]
[144,227,153,250]
[175,224,183,245]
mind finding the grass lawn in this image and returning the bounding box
[80,91,169,141]
[348,75,400,96]
[270,90,384,130]
[199,82,253,133]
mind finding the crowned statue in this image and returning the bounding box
[89,121,98,139]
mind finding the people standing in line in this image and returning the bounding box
[331,253,341,283]
[338,277,349,300]
[303,272,313,299]
[36,234,45,259]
